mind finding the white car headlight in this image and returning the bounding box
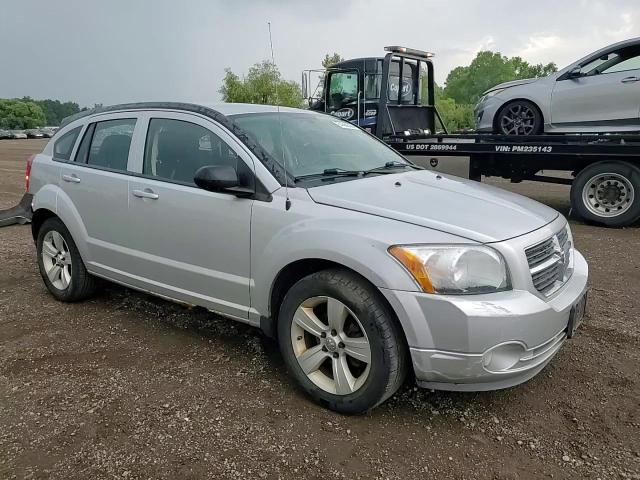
[389,245,511,295]
[479,88,507,104]
[485,88,506,98]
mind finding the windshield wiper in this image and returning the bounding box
[363,161,421,174]
[294,162,419,182]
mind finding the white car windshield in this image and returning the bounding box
[231,112,410,179]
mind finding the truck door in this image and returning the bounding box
[326,70,360,124]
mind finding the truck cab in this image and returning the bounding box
[303,47,445,139]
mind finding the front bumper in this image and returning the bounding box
[474,96,504,133]
[380,250,588,391]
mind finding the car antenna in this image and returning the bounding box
[268,21,291,211]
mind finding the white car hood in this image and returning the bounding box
[307,170,558,243]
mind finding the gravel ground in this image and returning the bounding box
[1,140,639,479]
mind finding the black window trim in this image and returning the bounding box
[73,122,96,164]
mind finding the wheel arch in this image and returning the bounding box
[31,208,57,241]
[493,98,545,133]
[265,258,411,360]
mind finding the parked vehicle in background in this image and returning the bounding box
[475,37,640,135]
[27,102,588,413]
[26,129,44,139]
[40,128,56,138]
[9,130,27,139]
[0,129,10,139]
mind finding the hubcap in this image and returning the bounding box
[42,231,72,290]
[500,104,536,135]
[582,173,635,218]
[291,296,371,395]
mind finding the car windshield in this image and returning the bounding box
[231,112,410,180]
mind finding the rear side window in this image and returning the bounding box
[86,119,136,171]
[53,126,82,161]
[143,118,243,185]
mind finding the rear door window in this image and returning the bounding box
[86,119,136,171]
[53,126,82,161]
[143,118,245,185]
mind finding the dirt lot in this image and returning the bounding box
[1,139,639,479]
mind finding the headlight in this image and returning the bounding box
[485,88,506,98]
[479,88,507,103]
[389,245,511,295]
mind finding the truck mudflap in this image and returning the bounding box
[0,193,33,227]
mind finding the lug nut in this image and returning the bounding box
[331,329,337,336]
[322,346,328,352]
[320,332,327,338]
[332,352,339,358]
[338,342,345,349]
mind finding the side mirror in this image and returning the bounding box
[194,165,253,197]
[567,66,583,79]
[301,72,308,99]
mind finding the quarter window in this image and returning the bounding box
[143,118,244,185]
[53,126,82,161]
[86,119,136,171]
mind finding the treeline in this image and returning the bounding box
[0,97,81,129]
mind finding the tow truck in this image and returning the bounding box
[302,46,640,227]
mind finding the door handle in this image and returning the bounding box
[62,174,81,183]
[621,76,640,83]
[132,188,159,200]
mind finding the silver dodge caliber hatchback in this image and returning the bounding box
[28,102,588,413]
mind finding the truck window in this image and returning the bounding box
[328,72,358,110]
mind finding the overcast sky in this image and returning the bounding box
[1,0,638,107]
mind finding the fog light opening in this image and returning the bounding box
[482,343,525,372]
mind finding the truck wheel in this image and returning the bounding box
[495,100,542,135]
[37,217,96,301]
[571,161,640,227]
[277,269,408,414]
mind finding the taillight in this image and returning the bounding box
[25,154,35,192]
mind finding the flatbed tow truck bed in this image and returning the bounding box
[389,133,640,227]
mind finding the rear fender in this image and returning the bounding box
[33,185,90,261]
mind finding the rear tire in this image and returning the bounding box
[37,217,96,301]
[570,161,640,227]
[495,100,543,135]
[277,269,408,414]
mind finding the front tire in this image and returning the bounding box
[37,217,96,301]
[277,269,408,414]
[571,161,640,227]
[495,100,543,135]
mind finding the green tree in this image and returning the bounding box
[444,51,557,104]
[0,99,46,129]
[322,53,344,68]
[220,60,303,108]
[432,84,474,132]
[29,98,81,126]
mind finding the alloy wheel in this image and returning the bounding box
[290,296,371,395]
[500,104,537,135]
[41,230,72,290]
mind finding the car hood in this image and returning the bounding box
[306,170,558,243]
[484,77,539,95]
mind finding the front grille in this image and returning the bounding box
[525,227,572,296]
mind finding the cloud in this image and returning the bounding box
[1,0,639,105]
